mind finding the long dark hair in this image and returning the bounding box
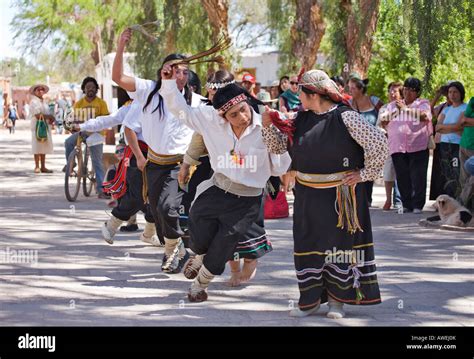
[279,75,289,95]
[143,53,193,116]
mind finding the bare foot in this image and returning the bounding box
[225,271,241,287]
[240,259,257,283]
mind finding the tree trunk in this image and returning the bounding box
[201,0,229,71]
[200,0,229,42]
[344,0,380,78]
[164,0,180,54]
[90,26,102,66]
[290,0,326,71]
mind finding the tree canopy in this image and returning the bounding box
[7,0,473,100]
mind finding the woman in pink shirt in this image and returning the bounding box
[384,77,432,213]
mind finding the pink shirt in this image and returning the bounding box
[385,98,433,155]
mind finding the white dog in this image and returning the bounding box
[433,195,473,227]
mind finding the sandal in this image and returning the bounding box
[40,168,53,173]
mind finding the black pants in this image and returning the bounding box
[364,181,374,205]
[146,162,184,240]
[111,157,154,223]
[189,186,262,276]
[180,156,213,230]
[438,142,461,198]
[391,149,429,210]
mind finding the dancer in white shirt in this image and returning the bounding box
[72,102,161,247]
[112,28,205,274]
[160,65,291,302]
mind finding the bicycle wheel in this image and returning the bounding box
[65,148,81,202]
[83,145,96,197]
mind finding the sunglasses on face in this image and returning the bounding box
[290,81,298,85]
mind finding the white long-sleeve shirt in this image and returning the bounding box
[124,77,205,155]
[160,79,291,189]
[80,102,144,143]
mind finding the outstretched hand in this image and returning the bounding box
[262,105,276,128]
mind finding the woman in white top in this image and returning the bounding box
[160,64,291,302]
[29,84,55,173]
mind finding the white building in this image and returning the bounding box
[95,52,135,112]
[240,48,280,86]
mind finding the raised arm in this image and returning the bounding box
[159,77,215,133]
[112,29,136,92]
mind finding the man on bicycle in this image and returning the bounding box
[64,77,110,199]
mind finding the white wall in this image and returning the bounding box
[95,52,135,112]
[240,51,280,86]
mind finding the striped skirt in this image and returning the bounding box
[293,181,381,311]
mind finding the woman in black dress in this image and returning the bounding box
[262,69,388,318]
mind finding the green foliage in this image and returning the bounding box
[367,0,474,102]
[319,0,349,75]
[366,0,423,102]
[9,0,474,103]
[267,0,297,76]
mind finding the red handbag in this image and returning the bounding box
[264,191,289,219]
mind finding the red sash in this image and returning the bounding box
[103,141,148,199]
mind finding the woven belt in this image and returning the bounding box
[147,148,183,165]
[296,170,363,234]
[142,148,184,203]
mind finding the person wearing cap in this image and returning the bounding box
[256,90,278,110]
[279,75,302,115]
[269,80,280,105]
[384,77,433,214]
[29,84,56,173]
[160,65,291,302]
[241,73,256,97]
[112,28,206,274]
[261,69,387,318]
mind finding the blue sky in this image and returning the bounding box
[0,0,20,60]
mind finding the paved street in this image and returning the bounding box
[0,122,473,326]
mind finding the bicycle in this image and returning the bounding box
[63,118,96,202]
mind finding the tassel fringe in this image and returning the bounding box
[336,184,363,234]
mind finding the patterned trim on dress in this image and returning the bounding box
[327,289,382,304]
